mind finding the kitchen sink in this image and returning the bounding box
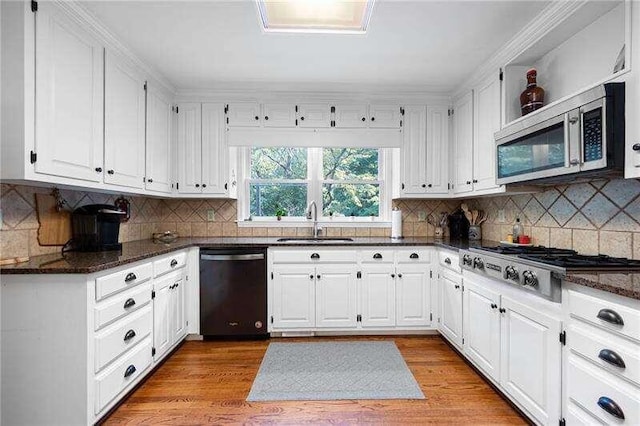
[276,237,354,243]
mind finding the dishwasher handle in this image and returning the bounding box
[201,253,265,261]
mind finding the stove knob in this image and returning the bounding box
[522,270,538,287]
[473,257,484,270]
[504,265,519,281]
[462,254,473,266]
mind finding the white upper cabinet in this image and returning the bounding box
[104,51,146,189]
[262,103,297,128]
[297,103,331,128]
[401,106,428,195]
[176,103,202,193]
[145,84,173,194]
[34,2,104,182]
[369,104,401,128]
[333,104,368,128]
[472,72,502,192]
[452,91,474,194]
[226,102,261,127]
[425,105,449,194]
[201,103,228,195]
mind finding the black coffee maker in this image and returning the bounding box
[71,204,126,251]
[448,208,470,240]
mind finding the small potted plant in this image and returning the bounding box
[275,206,287,221]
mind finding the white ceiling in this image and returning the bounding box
[81,0,549,92]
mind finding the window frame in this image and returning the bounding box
[237,147,392,225]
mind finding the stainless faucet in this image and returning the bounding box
[306,201,322,238]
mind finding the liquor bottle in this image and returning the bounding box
[520,68,545,116]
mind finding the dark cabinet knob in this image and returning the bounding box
[124,364,137,378]
[633,143,640,151]
[300,116,305,121]
[311,253,320,259]
[444,257,451,264]
[310,274,314,280]
[597,308,624,325]
[373,253,382,259]
[422,184,426,188]
[391,274,395,278]
[316,274,321,279]
[490,303,497,309]
[95,167,102,172]
[371,117,375,121]
[499,308,506,313]
[170,259,178,267]
[473,179,478,183]
[147,178,153,183]
[254,116,259,120]
[361,117,366,121]
[398,273,403,278]
[454,284,460,289]
[597,396,625,419]
[225,183,228,190]
[410,253,419,259]
[107,169,114,175]
[124,272,137,282]
[598,349,626,369]
[264,116,269,120]
[428,184,432,188]
[123,298,136,309]
[123,329,136,342]
[466,180,471,185]
[202,184,207,188]
[195,184,200,188]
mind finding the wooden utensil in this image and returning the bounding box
[35,193,72,246]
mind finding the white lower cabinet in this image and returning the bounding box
[360,265,396,327]
[396,265,432,327]
[316,265,358,328]
[272,265,317,329]
[439,268,463,348]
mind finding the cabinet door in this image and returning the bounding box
[473,73,501,191]
[396,265,431,327]
[463,276,501,381]
[145,85,173,193]
[453,91,474,194]
[334,104,368,128]
[500,295,561,425]
[297,103,331,128]
[426,105,449,194]
[201,103,227,195]
[439,269,463,347]
[176,103,202,194]
[227,102,261,127]
[34,2,104,182]
[315,265,357,328]
[104,51,146,188]
[401,106,428,195]
[272,265,315,329]
[262,104,297,128]
[360,265,396,327]
[369,104,401,128]
[171,276,186,342]
[153,274,172,360]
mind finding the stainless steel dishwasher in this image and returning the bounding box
[199,248,268,339]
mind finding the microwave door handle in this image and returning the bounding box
[564,112,571,168]
[568,109,581,166]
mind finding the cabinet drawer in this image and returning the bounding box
[396,249,431,263]
[439,250,461,273]
[95,262,152,301]
[271,249,357,264]
[95,306,152,373]
[569,323,640,387]
[567,354,640,424]
[94,282,152,331]
[358,249,395,263]
[569,290,640,343]
[95,336,152,414]
[153,251,187,277]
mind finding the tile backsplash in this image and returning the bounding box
[2,178,639,260]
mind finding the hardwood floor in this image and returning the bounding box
[104,336,527,425]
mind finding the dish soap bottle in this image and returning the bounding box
[512,218,524,243]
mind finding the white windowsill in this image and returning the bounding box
[237,219,391,228]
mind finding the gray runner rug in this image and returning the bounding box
[246,341,425,401]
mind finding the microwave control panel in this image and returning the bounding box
[583,108,603,162]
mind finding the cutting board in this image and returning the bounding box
[35,193,72,246]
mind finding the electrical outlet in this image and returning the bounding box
[497,209,506,223]
[207,209,215,221]
[417,211,427,222]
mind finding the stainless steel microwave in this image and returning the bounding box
[495,83,625,185]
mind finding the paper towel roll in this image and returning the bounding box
[391,209,403,239]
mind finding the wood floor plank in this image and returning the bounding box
[103,336,527,425]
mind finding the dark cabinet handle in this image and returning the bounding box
[473,179,478,183]
[124,364,137,378]
[410,253,419,259]
[398,273,403,278]
[254,116,259,120]
[444,257,451,264]
[316,274,321,280]
[490,303,497,309]
[597,308,624,325]
[310,274,314,280]
[202,184,207,188]
[422,184,426,188]
[633,143,640,151]
[373,253,382,259]
[361,117,366,122]
[147,178,153,183]
[598,349,626,369]
[225,183,228,190]
[597,396,625,419]
[123,298,136,309]
[311,253,320,259]
[454,284,460,289]
[466,180,471,185]
[95,167,102,172]
[391,274,396,278]
[124,329,136,342]
[107,169,114,175]
[300,116,305,121]
[499,308,506,313]
[371,117,375,121]
[428,184,432,188]
[124,272,137,282]
[264,116,269,120]
[170,259,178,267]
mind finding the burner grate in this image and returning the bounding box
[478,245,577,256]
[519,253,640,269]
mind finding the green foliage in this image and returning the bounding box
[250,183,306,217]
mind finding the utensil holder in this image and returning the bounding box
[468,225,482,241]
[434,226,444,239]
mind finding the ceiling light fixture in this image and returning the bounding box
[256,0,375,34]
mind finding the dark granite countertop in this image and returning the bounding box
[564,273,640,301]
[0,237,485,275]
